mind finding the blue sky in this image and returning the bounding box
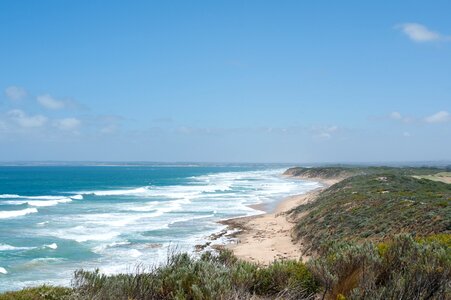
[0,1,450,163]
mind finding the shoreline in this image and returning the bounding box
[213,177,340,264]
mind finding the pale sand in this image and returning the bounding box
[221,177,341,265]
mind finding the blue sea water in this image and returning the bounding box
[0,165,320,291]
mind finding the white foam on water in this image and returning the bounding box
[124,204,158,212]
[24,258,65,267]
[0,208,38,219]
[3,198,72,207]
[44,211,173,245]
[44,243,58,250]
[82,187,149,196]
[76,213,146,227]
[0,244,34,251]
[29,198,72,207]
[0,195,70,200]
[0,194,81,209]
[92,241,131,253]
[52,226,122,243]
[0,267,7,274]
[1,201,25,206]
[32,257,62,262]
[110,241,131,247]
[0,194,20,198]
[25,195,69,200]
[121,197,191,215]
[167,214,215,226]
[0,244,18,251]
[98,264,129,275]
[129,249,142,258]
[79,181,233,201]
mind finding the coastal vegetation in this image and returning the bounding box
[0,250,319,300]
[309,234,450,299]
[290,172,451,253]
[0,286,73,300]
[1,166,450,299]
[283,166,448,179]
[288,166,451,299]
[1,235,449,299]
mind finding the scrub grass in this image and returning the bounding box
[291,173,451,253]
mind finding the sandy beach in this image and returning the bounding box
[220,177,341,264]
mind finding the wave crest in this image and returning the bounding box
[0,208,38,219]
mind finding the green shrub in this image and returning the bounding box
[228,260,258,292]
[254,260,318,297]
[2,236,448,299]
[292,173,451,254]
[71,250,317,300]
[309,235,451,300]
[0,286,72,300]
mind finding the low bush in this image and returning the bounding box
[0,286,72,300]
[254,260,318,297]
[71,250,318,300]
[292,173,451,254]
[309,235,451,300]
[2,236,448,299]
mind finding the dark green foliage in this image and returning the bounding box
[292,173,451,253]
[309,235,451,300]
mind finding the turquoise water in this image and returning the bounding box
[0,165,320,291]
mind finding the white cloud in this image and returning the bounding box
[7,109,47,128]
[5,86,27,100]
[312,125,338,139]
[54,118,81,131]
[390,112,402,120]
[403,132,411,137]
[37,94,65,110]
[397,23,449,42]
[389,112,412,123]
[424,111,450,123]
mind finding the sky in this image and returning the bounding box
[0,0,450,163]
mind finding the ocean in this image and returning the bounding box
[0,165,320,291]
